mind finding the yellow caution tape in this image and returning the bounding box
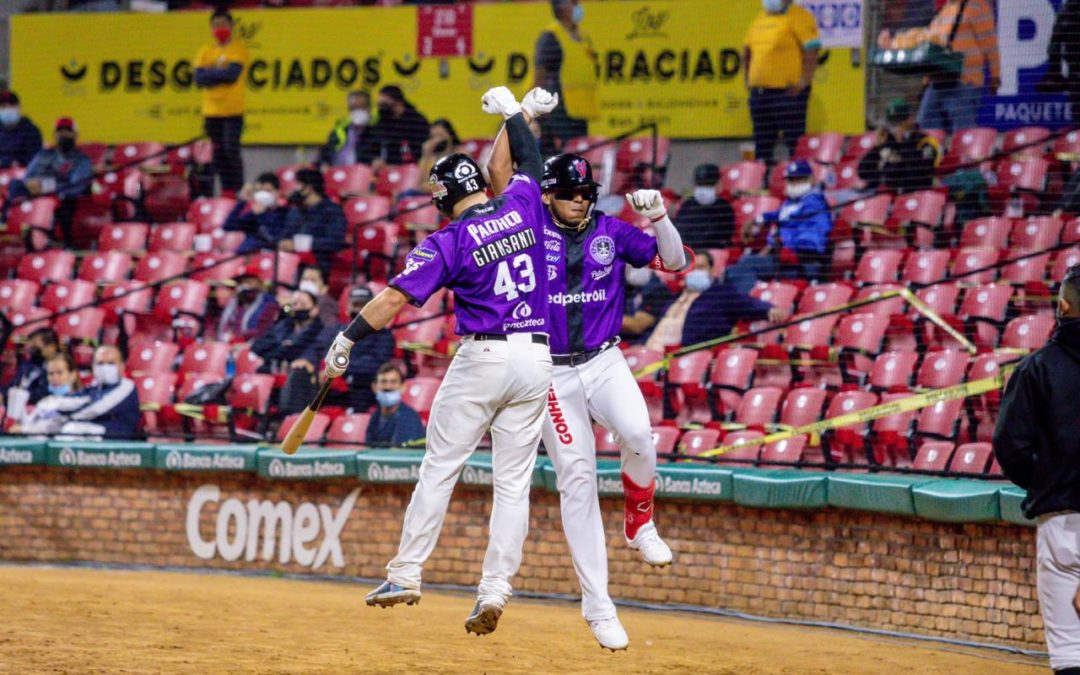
[897,287,977,355]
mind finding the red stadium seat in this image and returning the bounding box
[796,283,852,315]
[1001,314,1054,352]
[912,441,955,472]
[148,222,196,252]
[651,426,680,455]
[134,251,188,284]
[1052,248,1080,282]
[1010,216,1062,250]
[180,341,231,376]
[127,339,180,376]
[732,195,782,230]
[101,282,153,323]
[720,161,766,197]
[594,427,621,454]
[191,253,246,284]
[276,412,331,444]
[1002,126,1051,156]
[78,251,133,285]
[152,280,209,332]
[53,307,105,343]
[0,279,39,315]
[326,413,372,447]
[5,197,56,238]
[845,131,881,161]
[835,312,889,381]
[995,157,1049,193]
[402,377,441,420]
[1000,251,1050,285]
[734,386,783,427]
[823,390,878,465]
[948,442,993,473]
[832,159,866,191]
[957,284,1012,347]
[323,164,374,201]
[751,281,799,313]
[229,374,276,431]
[708,347,758,417]
[249,251,301,286]
[177,371,220,403]
[778,387,827,427]
[870,392,919,467]
[839,194,892,230]
[853,284,906,318]
[760,435,809,467]
[393,309,444,347]
[891,190,946,244]
[8,307,51,340]
[275,164,309,196]
[134,371,177,408]
[375,164,421,198]
[713,430,763,466]
[343,194,393,228]
[166,139,213,168]
[868,350,918,391]
[917,350,970,389]
[959,216,1010,249]
[98,222,149,253]
[615,136,670,188]
[624,346,664,381]
[210,230,246,253]
[952,247,999,284]
[944,127,997,167]
[395,195,441,232]
[187,197,237,232]
[40,279,95,313]
[233,344,265,376]
[114,141,166,167]
[901,249,950,286]
[854,249,903,284]
[666,350,713,423]
[17,250,75,284]
[78,142,110,168]
[915,398,964,441]
[914,283,960,318]
[680,428,720,459]
[794,132,845,165]
[784,314,839,350]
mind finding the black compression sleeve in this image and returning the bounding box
[506,113,543,183]
[342,313,374,342]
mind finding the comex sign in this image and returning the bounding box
[186,485,359,569]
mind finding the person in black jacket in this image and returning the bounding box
[857,98,941,194]
[250,289,325,371]
[0,90,43,169]
[358,85,430,168]
[673,163,737,250]
[278,168,347,279]
[994,264,1080,675]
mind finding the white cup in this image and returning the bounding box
[6,387,30,423]
[293,233,314,253]
[193,234,212,253]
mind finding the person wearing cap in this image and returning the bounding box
[743,0,821,163]
[298,284,394,412]
[726,159,833,294]
[215,264,278,343]
[857,98,942,194]
[250,289,325,372]
[194,8,249,197]
[358,84,430,169]
[672,163,737,250]
[0,90,42,169]
[278,167,347,279]
[5,117,92,248]
[222,171,290,254]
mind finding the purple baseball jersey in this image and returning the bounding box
[390,173,550,336]
[545,212,659,354]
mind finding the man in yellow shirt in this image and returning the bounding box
[534,0,599,153]
[194,9,249,198]
[743,0,821,163]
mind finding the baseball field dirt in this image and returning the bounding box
[0,566,1045,674]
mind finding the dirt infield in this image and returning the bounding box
[0,566,1044,674]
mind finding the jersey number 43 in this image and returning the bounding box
[494,254,536,301]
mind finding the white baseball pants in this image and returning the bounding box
[386,333,552,609]
[1038,512,1080,671]
[542,346,657,621]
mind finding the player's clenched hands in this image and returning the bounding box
[521,88,558,118]
[324,332,354,378]
[626,189,667,220]
[481,87,522,119]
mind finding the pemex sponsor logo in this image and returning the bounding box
[187,484,359,569]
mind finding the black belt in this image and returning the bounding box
[473,333,549,345]
[552,338,619,367]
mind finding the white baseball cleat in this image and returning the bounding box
[588,617,629,651]
[628,521,673,567]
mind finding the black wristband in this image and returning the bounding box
[342,313,374,342]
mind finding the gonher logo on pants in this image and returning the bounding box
[186,484,360,569]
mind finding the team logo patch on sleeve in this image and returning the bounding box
[589,235,615,265]
[411,247,437,261]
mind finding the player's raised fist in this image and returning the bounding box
[324,332,354,378]
[626,189,666,220]
[521,88,559,118]
[481,87,522,119]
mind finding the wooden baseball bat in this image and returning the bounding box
[280,354,349,455]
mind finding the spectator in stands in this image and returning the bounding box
[1046,0,1080,123]
[9,352,83,436]
[415,119,461,192]
[358,85,429,168]
[5,117,93,248]
[319,90,373,167]
[251,289,325,371]
[278,168,347,278]
[45,345,139,439]
[621,267,675,345]
[68,0,121,11]
[743,0,821,163]
[0,90,42,169]
[299,285,394,413]
[726,160,833,294]
[878,0,999,132]
[298,265,339,326]
[221,172,289,254]
[857,98,942,194]
[2,327,60,406]
[673,163,737,250]
[534,0,598,154]
[216,264,277,343]
[194,9,249,197]
[646,251,788,351]
[994,264,1080,675]
[365,363,426,448]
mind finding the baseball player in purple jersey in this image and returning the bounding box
[489,140,687,650]
[324,86,560,636]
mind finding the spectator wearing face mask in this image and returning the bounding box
[0,90,43,169]
[415,118,461,192]
[2,327,60,406]
[320,90,374,167]
[9,352,83,435]
[222,172,290,253]
[5,117,93,248]
[216,264,278,343]
[36,345,140,439]
[621,266,675,344]
[672,163,737,250]
[251,290,325,372]
[726,160,833,294]
[645,250,788,351]
[857,98,942,194]
[278,168,347,279]
[297,265,339,326]
[365,363,426,448]
[534,0,599,154]
[194,8,249,196]
[358,84,430,169]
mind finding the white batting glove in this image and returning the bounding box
[324,332,354,378]
[481,86,522,119]
[626,189,666,220]
[521,87,559,118]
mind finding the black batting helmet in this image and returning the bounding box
[429,153,487,216]
[541,153,600,200]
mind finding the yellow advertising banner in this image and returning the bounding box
[11,1,865,145]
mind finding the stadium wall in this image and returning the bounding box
[0,463,1043,650]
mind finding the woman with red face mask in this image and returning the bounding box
[194,8,249,198]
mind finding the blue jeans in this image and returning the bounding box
[917,83,981,132]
